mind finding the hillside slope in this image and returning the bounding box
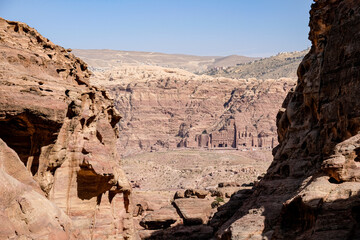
[204,49,309,79]
[73,49,258,73]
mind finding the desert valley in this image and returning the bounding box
[71,48,301,238]
[1,0,360,239]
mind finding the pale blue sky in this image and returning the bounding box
[0,0,313,57]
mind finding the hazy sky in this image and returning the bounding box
[0,0,313,57]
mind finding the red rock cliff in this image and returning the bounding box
[0,18,135,239]
[212,1,360,239]
[88,65,295,156]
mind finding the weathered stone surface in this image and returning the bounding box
[141,225,214,240]
[132,191,175,213]
[210,188,254,230]
[0,139,42,194]
[0,17,135,239]
[88,65,295,156]
[213,1,360,239]
[174,190,186,199]
[175,189,209,199]
[173,198,213,225]
[0,138,75,240]
[140,206,181,230]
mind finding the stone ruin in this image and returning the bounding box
[191,119,276,150]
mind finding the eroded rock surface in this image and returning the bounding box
[132,185,252,239]
[0,139,74,239]
[140,206,181,230]
[89,65,295,156]
[213,1,360,239]
[0,18,135,239]
[173,198,213,225]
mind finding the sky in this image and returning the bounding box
[0,0,313,57]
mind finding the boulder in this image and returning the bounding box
[173,198,213,225]
[140,206,181,230]
[174,190,186,199]
[175,189,210,199]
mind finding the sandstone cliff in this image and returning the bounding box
[0,18,135,239]
[212,1,360,239]
[89,65,295,156]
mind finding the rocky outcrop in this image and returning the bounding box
[179,77,295,151]
[132,185,254,239]
[0,18,135,239]
[140,206,181,230]
[173,198,213,225]
[213,1,360,239]
[204,49,308,80]
[0,138,74,239]
[88,65,295,156]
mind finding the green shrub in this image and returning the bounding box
[211,196,225,208]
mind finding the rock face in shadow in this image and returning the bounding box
[212,1,360,239]
[0,18,135,239]
[0,138,74,239]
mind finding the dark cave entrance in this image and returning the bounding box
[0,112,61,176]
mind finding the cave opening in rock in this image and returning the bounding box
[354,148,360,162]
[0,112,60,176]
[77,166,113,200]
[328,177,343,184]
[281,196,316,233]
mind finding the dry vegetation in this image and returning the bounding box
[203,49,309,79]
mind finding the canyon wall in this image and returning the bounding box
[212,1,360,239]
[89,66,295,156]
[0,18,135,239]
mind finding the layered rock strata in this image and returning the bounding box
[0,138,74,239]
[89,66,295,156]
[0,18,135,239]
[213,1,360,239]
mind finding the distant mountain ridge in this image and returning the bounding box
[72,49,259,73]
[203,49,309,79]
